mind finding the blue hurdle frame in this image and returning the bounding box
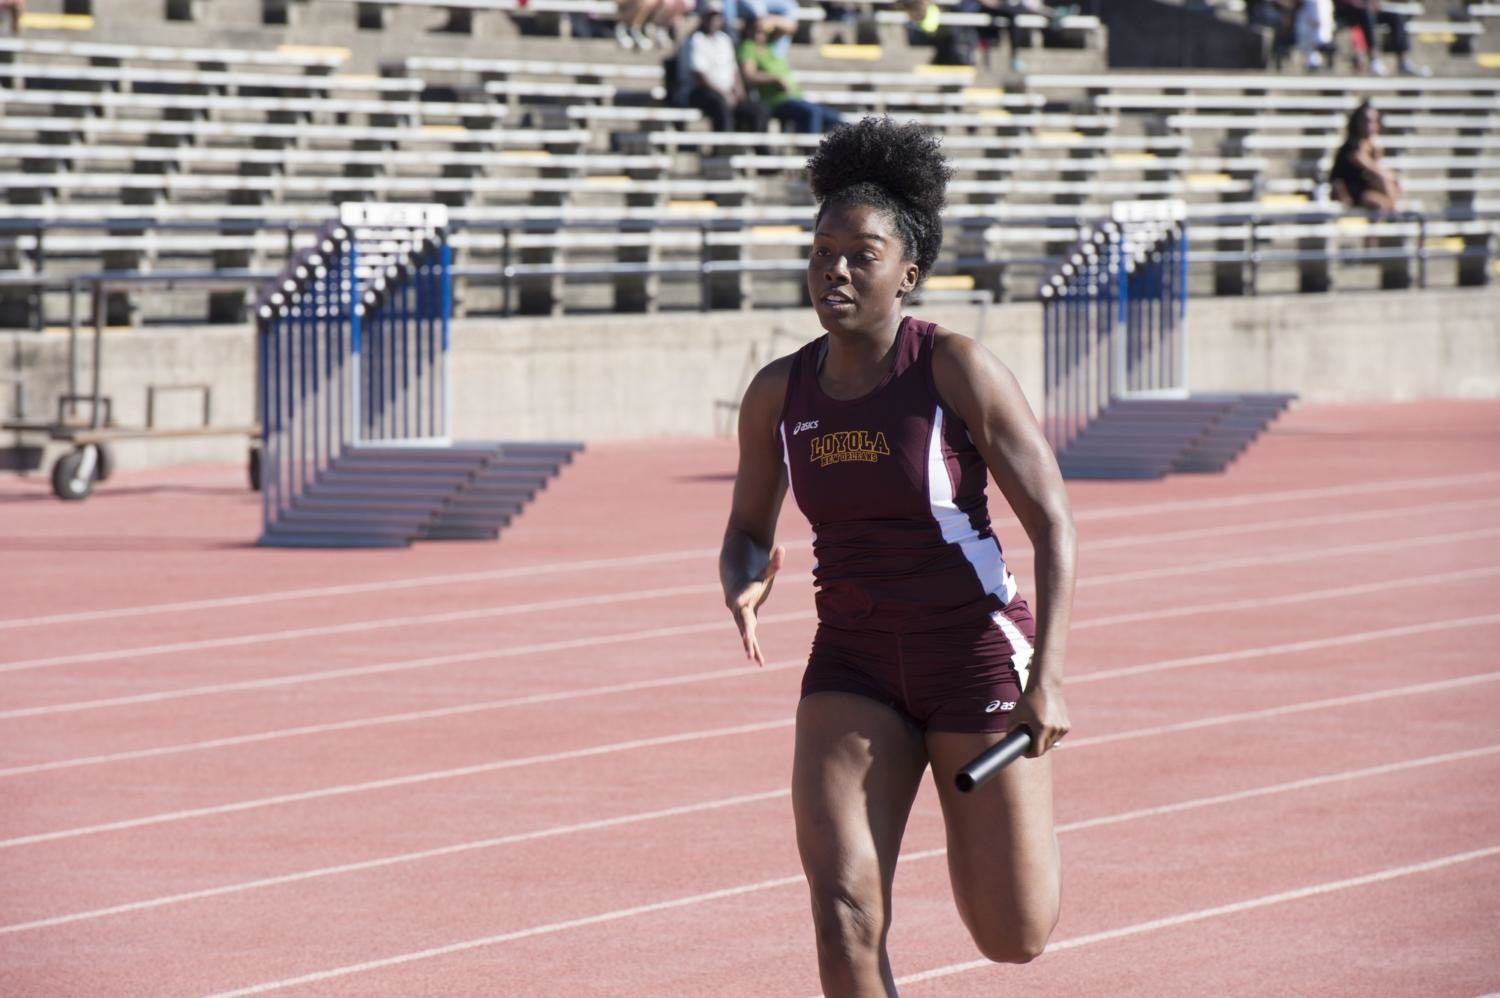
[1039,201,1189,455]
[256,211,453,534]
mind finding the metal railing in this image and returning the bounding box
[0,205,1494,325]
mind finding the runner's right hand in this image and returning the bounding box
[727,544,784,666]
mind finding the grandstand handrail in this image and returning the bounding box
[1095,93,1500,112]
[4,203,1497,231]
[1166,112,1500,131]
[2,208,1492,322]
[630,130,1195,152]
[321,0,618,13]
[1025,73,1500,93]
[387,56,663,79]
[1242,134,1500,151]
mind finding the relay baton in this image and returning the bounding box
[954,726,1032,793]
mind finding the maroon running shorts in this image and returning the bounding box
[800,598,1036,734]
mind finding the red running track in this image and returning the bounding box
[1,399,1498,997]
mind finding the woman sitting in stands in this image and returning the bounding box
[1329,101,1403,216]
[682,3,771,132]
[1332,0,1428,76]
[737,15,843,134]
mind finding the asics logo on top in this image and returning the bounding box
[792,420,819,436]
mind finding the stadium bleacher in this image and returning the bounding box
[0,0,1495,326]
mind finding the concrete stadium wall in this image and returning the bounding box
[3,288,1497,474]
[1185,289,1500,402]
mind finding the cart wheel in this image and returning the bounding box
[93,443,115,483]
[51,447,99,501]
[248,447,262,492]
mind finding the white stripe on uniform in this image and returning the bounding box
[925,404,1016,604]
[990,610,1034,690]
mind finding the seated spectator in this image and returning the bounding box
[903,0,978,66]
[1332,0,1428,76]
[747,0,800,58]
[964,0,1057,74]
[1329,101,1402,215]
[616,0,690,49]
[0,0,22,37]
[617,0,690,49]
[682,3,770,132]
[821,0,859,31]
[737,15,843,133]
[699,0,798,52]
[1294,0,1334,71]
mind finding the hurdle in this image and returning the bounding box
[255,203,580,547]
[1040,200,1295,479]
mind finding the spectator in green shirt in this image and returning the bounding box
[736,15,844,133]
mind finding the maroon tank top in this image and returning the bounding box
[778,315,1017,632]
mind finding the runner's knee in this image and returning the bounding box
[808,883,886,962]
[972,926,1051,965]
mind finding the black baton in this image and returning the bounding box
[954,726,1033,793]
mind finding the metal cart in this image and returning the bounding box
[2,274,263,500]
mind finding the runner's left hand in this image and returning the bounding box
[1009,675,1069,758]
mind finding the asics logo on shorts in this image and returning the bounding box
[985,700,1016,713]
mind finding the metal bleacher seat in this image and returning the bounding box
[0,86,509,125]
[3,0,1493,325]
[0,115,587,151]
[0,143,675,179]
[313,0,616,36]
[0,36,348,71]
[0,60,422,95]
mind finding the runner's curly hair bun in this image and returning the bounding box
[806,116,954,280]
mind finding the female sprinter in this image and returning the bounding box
[718,116,1076,996]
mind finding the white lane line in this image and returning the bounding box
[895,845,1500,988]
[1064,671,1500,750]
[205,826,1500,994]
[1081,495,1500,553]
[0,546,727,632]
[5,564,1495,776]
[3,659,1495,854]
[1079,672,1500,747]
[1073,611,1500,687]
[205,870,812,998]
[7,740,1494,939]
[0,580,754,674]
[1070,470,1500,522]
[0,610,817,721]
[18,589,1481,732]
[1073,525,1500,590]
[5,520,1495,678]
[1055,744,1500,835]
[4,470,1494,632]
[0,788,794,936]
[0,663,804,777]
[10,494,1495,675]
[0,719,798,851]
[1077,564,1500,630]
